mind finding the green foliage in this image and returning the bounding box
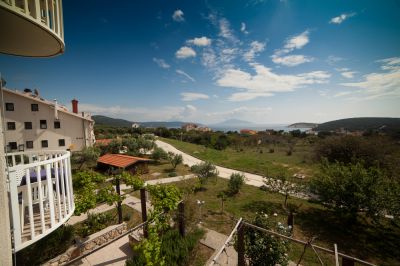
[168,152,183,169]
[97,184,123,206]
[243,213,290,266]
[71,146,100,170]
[191,161,219,186]
[15,225,74,266]
[75,212,113,238]
[127,229,205,266]
[122,172,145,191]
[168,172,177,177]
[147,184,182,213]
[310,160,397,220]
[228,173,245,195]
[151,147,169,162]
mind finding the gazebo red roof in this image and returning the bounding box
[97,154,150,168]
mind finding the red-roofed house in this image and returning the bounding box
[97,154,151,174]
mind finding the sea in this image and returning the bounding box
[208,124,312,132]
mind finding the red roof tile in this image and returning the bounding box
[97,154,151,168]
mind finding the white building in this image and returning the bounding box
[3,88,95,152]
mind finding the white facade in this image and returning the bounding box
[3,88,95,152]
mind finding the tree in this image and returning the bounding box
[310,160,388,221]
[151,147,168,162]
[227,173,245,195]
[191,161,218,187]
[168,152,183,170]
[71,146,100,170]
[217,191,227,213]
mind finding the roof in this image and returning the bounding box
[3,87,93,122]
[95,139,113,146]
[97,154,151,168]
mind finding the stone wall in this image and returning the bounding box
[44,223,128,266]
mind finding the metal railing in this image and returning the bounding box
[7,150,74,252]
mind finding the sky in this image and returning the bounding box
[1,0,400,124]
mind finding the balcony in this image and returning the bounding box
[7,150,74,252]
[0,0,64,57]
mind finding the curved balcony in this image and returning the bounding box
[0,0,64,57]
[7,150,74,252]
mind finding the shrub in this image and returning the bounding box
[191,161,219,186]
[168,172,177,177]
[269,148,275,153]
[151,147,168,162]
[228,173,245,195]
[15,225,75,266]
[168,152,183,169]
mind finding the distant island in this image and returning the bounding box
[288,122,318,128]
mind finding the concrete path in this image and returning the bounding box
[201,228,238,266]
[156,139,269,187]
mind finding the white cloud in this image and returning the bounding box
[152,58,170,69]
[334,91,353,97]
[218,18,238,43]
[341,57,400,99]
[272,30,312,66]
[243,41,266,62]
[206,106,273,121]
[187,36,212,46]
[240,22,249,34]
[176,69,195,82]
[216,63,330,101]
[329,13,356,24]
[341,71,357,79]
[327,55,344,65]
[271,54,314,67]
[172,9,184,22]
[181,92,209,101]
[175,46,196,59]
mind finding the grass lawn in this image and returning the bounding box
[160,137,317,183]
[168,177,400,266]
[141,160,191,181]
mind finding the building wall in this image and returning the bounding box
[3,90,94,151]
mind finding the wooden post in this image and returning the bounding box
[342,257,355,266]
[140,188,148,238]
[287,211,294,228]
[178,201,185,237]
[237,224,245,266]
[116,177,122,224]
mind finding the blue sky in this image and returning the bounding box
[1,0,400,124]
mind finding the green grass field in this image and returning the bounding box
[160,137,318,183]
[169,177,399,266]
[141,160,191,181]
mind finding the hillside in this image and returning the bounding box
[93,115,187,128]
[210,119,257,127]
[315,117,400,134]
[93,115,133,127]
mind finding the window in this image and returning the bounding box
[40,120,47,129]
[31,104,39,111]
[7,122,16,130]
[58,139,65,147]
[24,122,32,130]
[41,140,48,148]
[18,144,24,152]
[54,121,61,129]
[5,103,14,111]
[26,141,34,149]
[8,142,17,150]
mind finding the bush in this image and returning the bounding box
[76,212,113,238]
[168,152,183,169]
[127,229,204,266]
[269,148,275,153]
[228,173,245,195]
[15,225,74,266]
[151,147,168,162]
[168,172,177,177]
[241,213,290,266]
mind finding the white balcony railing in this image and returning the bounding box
[0,0,64,56]
[6,150,74,252]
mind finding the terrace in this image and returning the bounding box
[6,150,74,252]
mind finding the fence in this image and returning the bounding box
[210,218,376,266]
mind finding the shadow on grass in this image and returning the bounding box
[240,200,286,215]
[296,208,400,265]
